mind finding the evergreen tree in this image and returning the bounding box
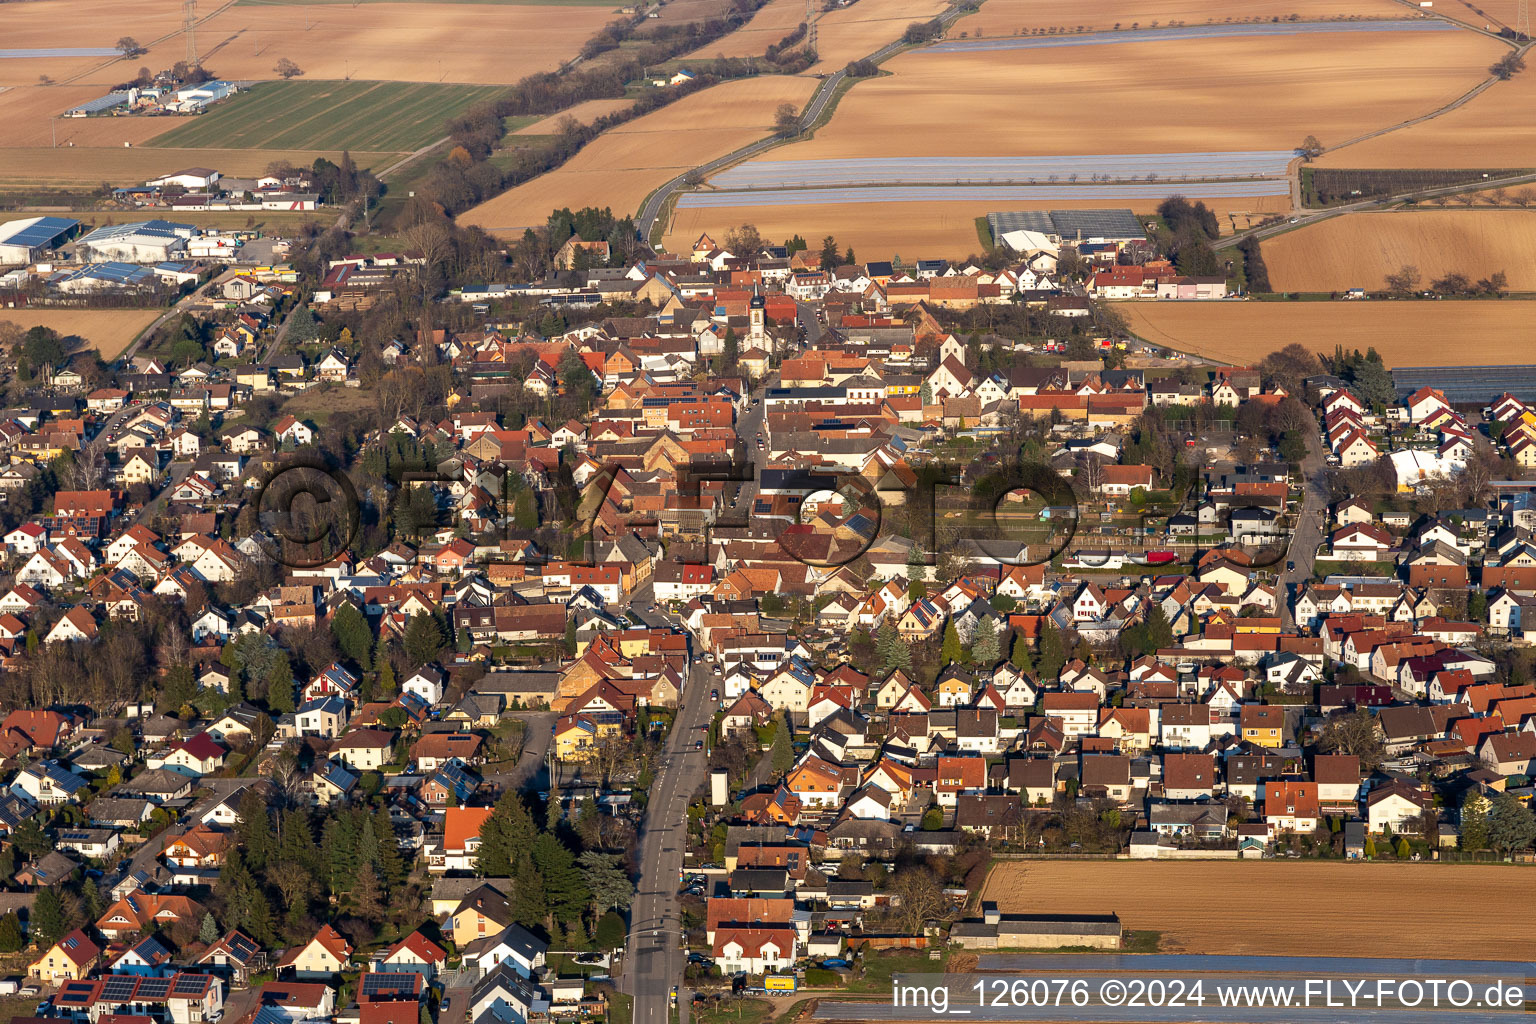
[920,380,933,405]
[1038,624,1067,680]
[1010,633,1034,672]
[818,236,839,269]
[32,887,66,946]
[1394,836,1411,859]
[378,652,397,695]
[770,713,794,776]
[1487,791,1536,855]
[564,618,577,656]
[513,489,539,530]
[12,817,48,858]
[476,791,537,877]
[373,807,405,888]
[80,877,104,924]
[0,912,23,952]
[403,612,446,667]
[1460,792,1490,851]
[972,617,1000,666]
[236,789,275,873]
[200,912,220,945]
[578,852,633,913]
[941,620,962,666]
[267,653,296,714]
[511,853,546,926]
[533,833,589,922]
[331,601,373,668]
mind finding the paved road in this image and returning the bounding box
[625,624,716,1024]
[112,776,250,890]
[484,711,555,794]
[118,268,236,367]
[635,3,969,241]
[1278,413,1329,631]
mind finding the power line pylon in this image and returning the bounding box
[184,0,198,65]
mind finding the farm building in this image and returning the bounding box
[148,168,222,190]
[988,209,1145,249]
[950,903,1122,950]
[48,262,158,294]
[76,220,196,263]
[0,217,81,265]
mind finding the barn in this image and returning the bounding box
[0,216,81,265]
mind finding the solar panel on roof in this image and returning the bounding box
[987,208,1145,243]
[101,976,139,1001]
[61,981,96,998]
[172,974,209,995]
[136,977,173,999]
[362,973,417,996]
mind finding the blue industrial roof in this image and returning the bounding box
[0,216,79,248]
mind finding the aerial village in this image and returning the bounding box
[0,198,1529,1022]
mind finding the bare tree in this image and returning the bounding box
[1514,188,1536,208]
[70,438,108,492]
[773,101,800,136]
[116,36,146,58]
[1383,264,1421,297]
[889,866,947,934]
[1296,134,1324,160]
[274,57,303,79]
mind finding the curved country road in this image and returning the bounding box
[636,3,970,242]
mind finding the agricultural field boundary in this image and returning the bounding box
[146,80,506,153]
[922,17,1459,53]
[638,0,974,242]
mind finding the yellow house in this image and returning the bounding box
[935,676,972,707]
[554,712,623,762]
[1240,705,1285,749]
[121,450,160,486]
[30,929,100,984]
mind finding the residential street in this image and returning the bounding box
[110,776,249,891]
[1278,413,1329,630]
[624,629,715,1024]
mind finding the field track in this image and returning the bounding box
[1119,299,1536,367]
[985,860,1535,959]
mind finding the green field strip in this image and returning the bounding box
[146,80,507,152]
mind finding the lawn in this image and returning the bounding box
[148,80,508,153]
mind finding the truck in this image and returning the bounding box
[763,977,797,993]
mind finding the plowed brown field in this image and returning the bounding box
[0,308,162,359]
[984,860,1534,958]
[462,76,818,233]
[1119,299,1536,366]
[776,30,1503,159]
[684,0,808,59]
[1262,210,1536,292]
[1313,62,1536,167]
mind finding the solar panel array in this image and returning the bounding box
[136,977,173,1000]
[172,974,210,996]
[987,208,1147,242]
[710,152,1294,189]
[100,975,140,1002]
[0,216,78,247]
[1393,365,1536,403]
[362,973,419,998]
